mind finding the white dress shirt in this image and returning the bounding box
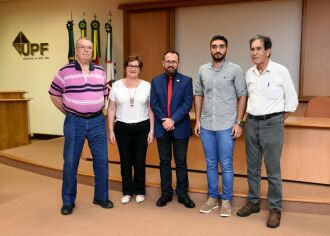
[246,60,298,116]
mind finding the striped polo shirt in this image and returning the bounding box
[49,61,109,116]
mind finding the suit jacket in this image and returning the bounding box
[150,72,193,139]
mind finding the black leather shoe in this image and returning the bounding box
[61,204,75,215]
[178,195,195,208]
[93,199,114,208]
[156,195,172,207]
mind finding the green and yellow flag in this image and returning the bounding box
[91,15,101,64]
[66,19,75,62]
[105,19,115,85]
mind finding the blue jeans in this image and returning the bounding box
[200,127,235,200]
[62,113,109,205]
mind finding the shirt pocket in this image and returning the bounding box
[263,81,283,100]
[215,74,234,87]
[223,74,234,83]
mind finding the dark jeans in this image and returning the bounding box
[156,132,189,198]
[62,113,109,205]
[245,114,284,210]
[114,120,150,196]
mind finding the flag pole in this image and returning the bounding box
[105,10,115,86]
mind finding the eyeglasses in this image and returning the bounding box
[77,46,93,51]
[164,60,178,65]
[127,65,140,69]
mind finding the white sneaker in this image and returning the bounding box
[136,195,145,203]
[121,195,131,204]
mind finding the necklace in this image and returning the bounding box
[127,87,137,107]
[125,79,139,108]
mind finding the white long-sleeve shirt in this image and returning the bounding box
[246,60,298,116]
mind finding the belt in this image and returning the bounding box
[116,120,149,125]
[248,112,283,121]
[68,110,103,119]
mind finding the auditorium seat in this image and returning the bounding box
[305,96,330,118]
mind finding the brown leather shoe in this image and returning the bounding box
[236,201,260,217]
[267,208,281,228]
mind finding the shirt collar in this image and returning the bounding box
[209,59,228,71]
[266,59,273,71]
[252,59,273,75]
[74,60,95,71]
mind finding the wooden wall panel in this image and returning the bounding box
[82,117,330,184]
[300,0,330,97]
[124,9,174,82]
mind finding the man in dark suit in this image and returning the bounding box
[150,50,195,208]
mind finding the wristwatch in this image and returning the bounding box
[235,120,244,127]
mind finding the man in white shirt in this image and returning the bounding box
[236,35,298,228]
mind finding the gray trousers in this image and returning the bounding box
[245,114,284,210]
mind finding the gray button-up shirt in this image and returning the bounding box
[194,60,247,131]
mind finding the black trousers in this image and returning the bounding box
[114,120,150,195]
[156,132,189,198]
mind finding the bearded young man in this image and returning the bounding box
[150,50,195,209]
[194,35,247,217]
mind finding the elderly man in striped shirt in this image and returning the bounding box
[49,38,113,215]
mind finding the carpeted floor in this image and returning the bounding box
[0,139,329,235]
[0,163,329,236]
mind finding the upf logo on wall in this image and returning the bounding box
[13,31,49,60]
